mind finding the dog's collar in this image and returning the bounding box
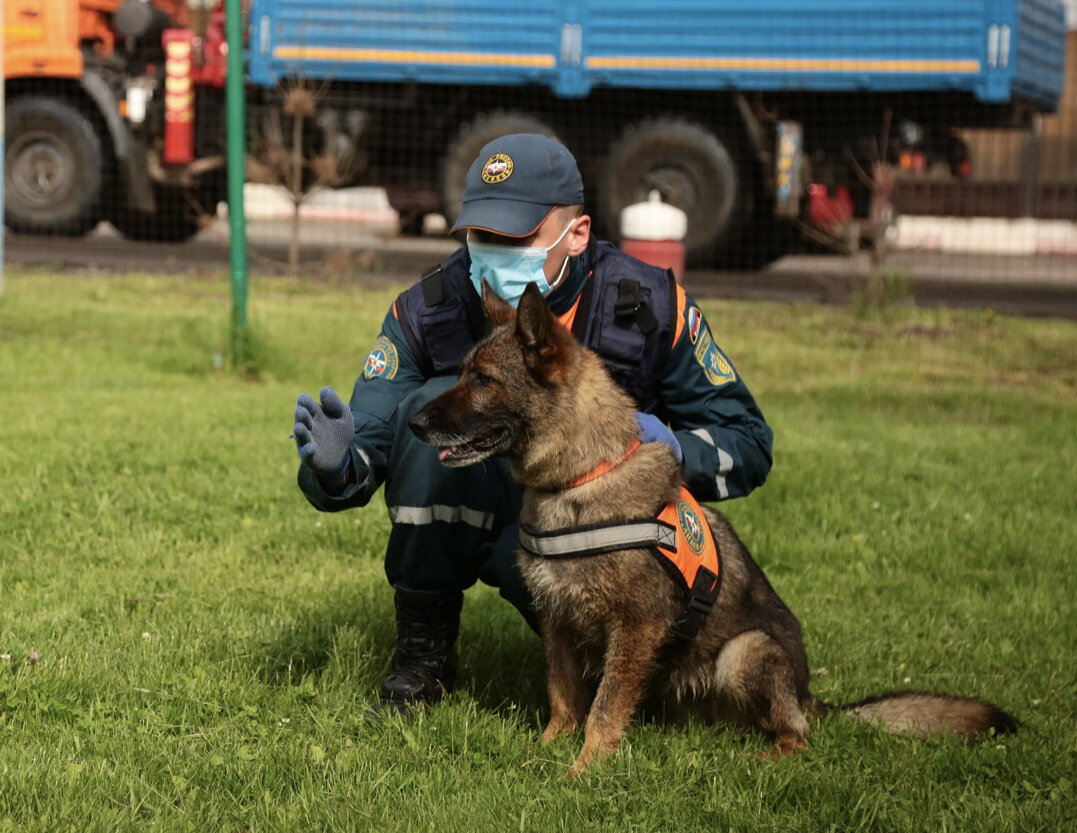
[553,438,642,491]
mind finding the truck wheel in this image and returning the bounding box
[4,97,106,236]
[440,111,558,230]
[109,185,206,243]
[600,119,754,267]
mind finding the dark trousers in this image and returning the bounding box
[383,376,536,629]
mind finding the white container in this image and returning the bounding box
[620,191,687,242]
[620,191,688,282]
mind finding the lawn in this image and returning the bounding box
[0,268,1074,832]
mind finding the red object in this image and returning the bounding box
[620,238,686,284]
[163,29,195,164]
[195,4,229,88]
[807,183,854,232]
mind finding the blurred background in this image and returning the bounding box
[3,1,1075,312]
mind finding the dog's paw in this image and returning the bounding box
[540,714,579,743]
[761,736,806,759]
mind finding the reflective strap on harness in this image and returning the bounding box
[519,519,676,559]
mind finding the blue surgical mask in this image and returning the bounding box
[467,219,577,308]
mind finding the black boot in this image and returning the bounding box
[378,587,463,712]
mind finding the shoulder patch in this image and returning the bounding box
[693,326,737,387]
[686,305,703,344]
[362,336,399,380]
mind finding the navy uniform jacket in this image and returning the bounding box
[299,239,773,510]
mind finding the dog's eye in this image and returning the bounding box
[473,370,496,386]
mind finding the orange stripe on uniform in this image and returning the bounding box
[556,271,592,333]
[673,284,688,345]
[556,294,582,333]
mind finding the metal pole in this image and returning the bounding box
[225,0,248,358]
[1019,113,1042,219]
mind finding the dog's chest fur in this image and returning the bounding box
[516,448,685,663]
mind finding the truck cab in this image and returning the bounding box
[3,0,225,240]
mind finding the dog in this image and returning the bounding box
[409,281,1017,776]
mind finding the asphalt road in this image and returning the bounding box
[5,220,1076,319]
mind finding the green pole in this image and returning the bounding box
[225,0,249,361]
[1,12,6,300]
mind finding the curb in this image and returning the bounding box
[891,216,1077,257]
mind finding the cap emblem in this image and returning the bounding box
[481,153,514,184]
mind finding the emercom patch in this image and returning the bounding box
[362,336,399,380]
[481,153,513,184]
[693,327,737,387]
[676,498,707,555]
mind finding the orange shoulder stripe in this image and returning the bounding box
[673,284,688,345]
[555,270,592,333]
[556,294,582,333]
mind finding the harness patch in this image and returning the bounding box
[693,325,737,387]
[655,487,720,598]
[676,498,706,554]
[362,336,399,380]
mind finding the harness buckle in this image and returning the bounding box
[421,265,445,306]
[669,566,720,644]
[615,278,658,334]
[615,279,641,316]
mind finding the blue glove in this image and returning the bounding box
[635,412,683,466]
[294,386,354,480]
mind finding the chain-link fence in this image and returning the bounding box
[3,1,1074,284]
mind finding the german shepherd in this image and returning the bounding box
[409,282,1017,776]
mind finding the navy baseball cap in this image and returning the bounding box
[450,134,584,237]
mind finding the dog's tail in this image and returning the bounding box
[812,692,1018,738]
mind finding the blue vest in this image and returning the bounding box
[394,241,678,411]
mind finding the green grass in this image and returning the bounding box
[1,268,1075,832]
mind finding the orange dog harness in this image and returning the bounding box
[519,485,721,644]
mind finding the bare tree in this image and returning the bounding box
[247,77,365,274]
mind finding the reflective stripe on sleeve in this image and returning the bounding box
[691,428,733,499]
[389,504,495,531]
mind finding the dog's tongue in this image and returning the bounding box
[438,447,453,462]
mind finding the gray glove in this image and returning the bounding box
[293,386,354,478]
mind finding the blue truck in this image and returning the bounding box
[241,0,1068,265]
[4,1,1067,262]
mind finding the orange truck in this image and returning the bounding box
[3,0,227,240]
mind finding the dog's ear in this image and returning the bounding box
[516,282,565,377]
[482,279,516,327]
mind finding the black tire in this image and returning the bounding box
[109,184,207,243]
[4,96,106,236]
[600,119,757,267]
[439,111,558,230]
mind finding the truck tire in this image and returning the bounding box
[440,111,558,230]
[600,119,754,267]
[109,184,206,243]
[4,96,106,236]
